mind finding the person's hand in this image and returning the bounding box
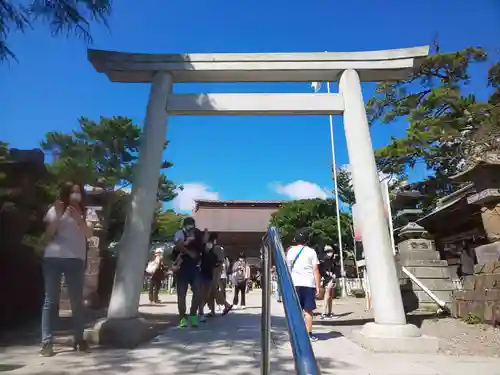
[67,205,83,223]
[54,200,65,217]
[316,287,321,298]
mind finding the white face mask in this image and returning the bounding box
[70,193,82,203]
[206,242,213,249]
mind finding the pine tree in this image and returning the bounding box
[367,46,500,210]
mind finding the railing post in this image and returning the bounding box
[261,242,271,375]
[266,227,321,375]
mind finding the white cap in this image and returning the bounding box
[324,245,334,252]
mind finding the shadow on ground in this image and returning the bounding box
[314,310,448,329]
[0,310,353,375]
[0,309,107,349]
[0,306,178,352]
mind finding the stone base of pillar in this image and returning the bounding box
[84,317,155,348]
[351,322,438,353]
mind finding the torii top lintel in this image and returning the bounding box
[87,46,429,84]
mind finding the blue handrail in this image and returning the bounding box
[261,226,321,375]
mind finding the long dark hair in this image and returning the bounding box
[58,181,86,217]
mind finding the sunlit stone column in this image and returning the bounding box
[339,69,418,333]
[107,71,173,319]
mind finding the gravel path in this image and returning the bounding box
[315,297,500,357]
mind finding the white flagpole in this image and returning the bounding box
[326,81,347,297]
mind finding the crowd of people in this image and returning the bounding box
[37,181,339,355]
[146,216,257,328]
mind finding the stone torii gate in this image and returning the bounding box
[87,46,437,351]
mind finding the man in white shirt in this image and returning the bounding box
[286,228,321,341]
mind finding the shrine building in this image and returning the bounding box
[192,199,283,265]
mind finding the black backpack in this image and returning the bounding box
[183,228,204,253]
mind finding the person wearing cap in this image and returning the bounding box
[172,217,204,328]
[286,228,321,342]
[320,245,337,319]
[148,247,166,304]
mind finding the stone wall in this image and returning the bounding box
[452,261,500,324]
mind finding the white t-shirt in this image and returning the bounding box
[286,245,319,288]
[43,206,88,260]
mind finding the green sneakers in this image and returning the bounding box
[190,315,198,327]
[178,315,198,328]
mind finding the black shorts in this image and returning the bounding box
[295,286,316,311]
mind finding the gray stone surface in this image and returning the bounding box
[84,317,155,348]
[1,292,500,375]
[88,46,429,83]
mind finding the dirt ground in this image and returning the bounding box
[316,297,500,357]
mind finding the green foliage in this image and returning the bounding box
[151,209,187,241]
[488,61,500,104]
[464,313,482,325]
[367,46,500,211]
[336,167,356,207]
[40,116,178,202]
[106,190,131,242]
[1,0,111,63]
[269,198,353,251]
[0,141,8,180]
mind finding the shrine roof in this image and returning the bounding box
[88,46,429,83]
[417,183,476,228]
[451,152,500,183]
[192,200,283,232]
[194,199,284,210]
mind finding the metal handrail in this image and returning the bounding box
[261,226,321,375]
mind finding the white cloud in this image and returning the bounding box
[173,183,219,212]
[273,180,330,200]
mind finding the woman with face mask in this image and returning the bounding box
[39,182,93,357]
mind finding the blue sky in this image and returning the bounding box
[1,0,499,212]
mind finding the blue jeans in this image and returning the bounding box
[41,257,85,344]
[176,271,201,318]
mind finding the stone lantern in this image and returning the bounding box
[392,190,455,311]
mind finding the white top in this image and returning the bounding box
[43,206,89,260]
[286,245,319,288]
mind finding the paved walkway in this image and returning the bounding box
[1,291,500,374]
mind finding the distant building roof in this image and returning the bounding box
[193,199,284,232]
[193,199,284,211]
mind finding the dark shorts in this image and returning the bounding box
[295,286,316,311]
